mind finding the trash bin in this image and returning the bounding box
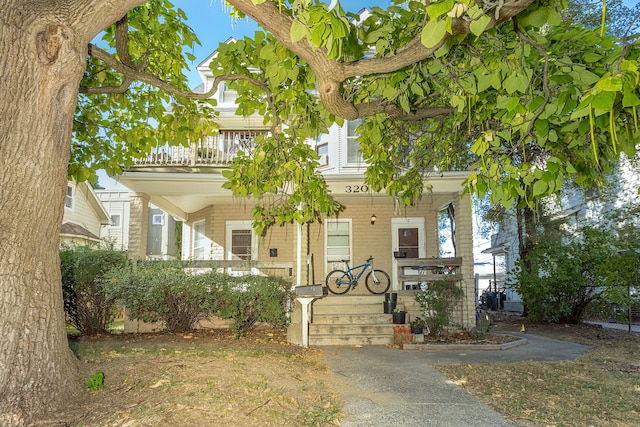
[488,292,498,311]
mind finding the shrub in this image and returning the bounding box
[104,262,220,333]
[104,262,293,335]
[214,274,292,337]
[415,279,464,337]
[61,246,129,334]
[507,227,617,323]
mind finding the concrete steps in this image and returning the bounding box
[308,294,420,346]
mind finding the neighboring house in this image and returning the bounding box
[482,154,640,312]
[113,43,477,343]
[97,190,179,259]
[61,181,110,246]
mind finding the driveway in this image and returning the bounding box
[321,333,591,426]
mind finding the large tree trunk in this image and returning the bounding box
[0,2,141,425]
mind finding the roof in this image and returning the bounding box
[61,222,101,241]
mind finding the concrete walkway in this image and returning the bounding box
[322,332,591,426]
[584,320,640,333]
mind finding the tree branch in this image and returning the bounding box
[226,0,536,120]
[81,44,271,101]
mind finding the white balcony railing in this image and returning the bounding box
[132,130,266,167]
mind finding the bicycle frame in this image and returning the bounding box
[343,261,372,285]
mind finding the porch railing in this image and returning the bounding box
[138,259,294,281]
[132,130,266,167]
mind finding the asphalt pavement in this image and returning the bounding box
[321,332,592,427]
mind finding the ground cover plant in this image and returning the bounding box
[40,328,340,426]
[435,317,640,426]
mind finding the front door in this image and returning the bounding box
[392,218,426,290]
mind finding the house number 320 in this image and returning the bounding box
[345,185,369,193]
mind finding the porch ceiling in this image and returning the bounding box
[115,170,470,221]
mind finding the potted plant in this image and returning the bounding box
[392,308,406,324]
[410,316,426,334]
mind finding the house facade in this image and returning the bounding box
[114,45,477,343]
[61,181,110,246]
[97,189,179,259]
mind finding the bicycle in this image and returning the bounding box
[325,256,391,295]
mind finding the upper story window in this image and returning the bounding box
[346,119,364,164]
[317,142,329,166]
[65,185,74,209]
[152,214,164,225]
[110,214,121,227]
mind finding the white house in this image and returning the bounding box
[112,41,478,344]
[61,181,110,246]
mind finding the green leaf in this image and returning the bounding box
[591,91,615,112]
[518,7,548,28]
[427,0,455,20]
[290,21,308,43]
[532,179,548,197]
[469,14,491,37]
[421,19,447,49]
[596,76,623,92]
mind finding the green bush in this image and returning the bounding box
[104,262,292,335]
[415,279,464,337]
[104,262,219,333]
[61,246,129,334]
[214,274,292,337]
[508,227,620,323]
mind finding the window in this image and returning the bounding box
[317,142,329,166]
[152,214,164,225]
[110,214,121,227]
[192,221,206,260]
[226,220,256,261]
[65,185,74,209]
[346,119,363,164]
[326,219,351,269]
[231,230,252,260]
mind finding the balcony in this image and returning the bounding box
[131,130,266,168]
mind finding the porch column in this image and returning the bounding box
[128,192,150,262]
[455,192,475,329]
[426,207,439,257]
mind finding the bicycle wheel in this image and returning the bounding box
[326,269,352,295]
[365,269,391,294]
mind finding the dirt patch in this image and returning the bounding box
[35,328,340,427]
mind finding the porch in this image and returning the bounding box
[130,130,264,169]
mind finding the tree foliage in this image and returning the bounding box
[507,225,640,323]
[72,0,640,231]
[60,246,129,335]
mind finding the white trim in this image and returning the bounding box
[324,218,352,275]
[391,217,426,291]
[225,220,257,260]
[65,184,75,210]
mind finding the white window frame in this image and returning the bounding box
[192,220,207,260]
[225,220,257,260]
[152,214,164,225]
[110,214,121,228]
[325,218,352,274]
[345,119,364,165]
[65,184,74,209]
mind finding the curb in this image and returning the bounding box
[402,335,528,351]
